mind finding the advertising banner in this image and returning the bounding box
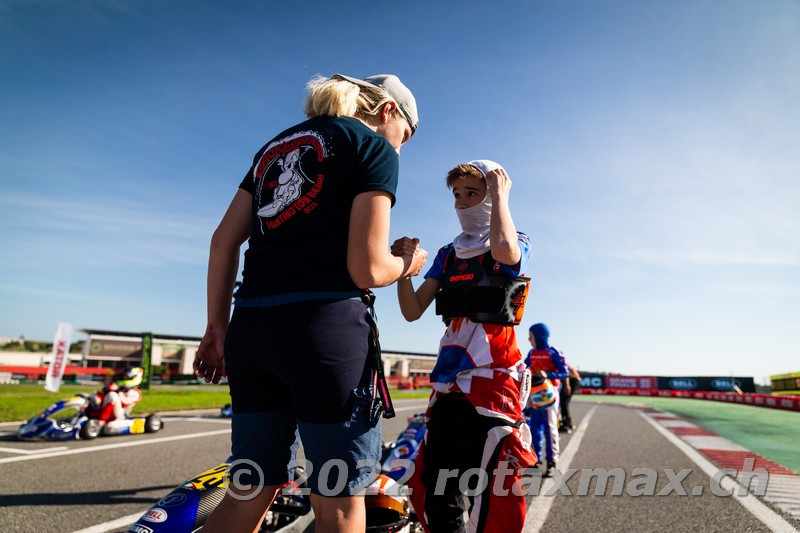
[656,376,755,393]
[578,373,755,393]
[579,373,606,389]
[770,372,800,395]
[606,375,658,390]
[140,332,153,390]
[44,322,73,392]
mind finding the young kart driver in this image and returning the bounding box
[391,160,537,533]
[97,367,143,422]
[525,322,569,478]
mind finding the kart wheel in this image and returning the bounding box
[79,419,101,440]
[144,414,162,433]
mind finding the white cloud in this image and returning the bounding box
[0,192,214,268]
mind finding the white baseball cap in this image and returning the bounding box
[332,73,419,136]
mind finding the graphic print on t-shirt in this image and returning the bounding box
[253,130,327,233]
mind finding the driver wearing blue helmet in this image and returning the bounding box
[525,323,569,478]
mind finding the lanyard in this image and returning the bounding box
[361,289,395,422]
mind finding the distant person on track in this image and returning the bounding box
[392,160,537,533]
[525,322,569,478]
[97,367,143,422]
[559,363,581,433]
[192,72,426,533]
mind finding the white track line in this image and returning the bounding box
[0,429,231,464]
[166,416,234,424]
[0,445,68,454]
[522,404,598,532]
[639,411,797,533]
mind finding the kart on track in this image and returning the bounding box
[129,461,420,533]
[128,460,314,533]
[18,391,163,441]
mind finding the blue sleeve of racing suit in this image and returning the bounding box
[546,348,569,380]
[495,232,532,276]
[423,244,452,282]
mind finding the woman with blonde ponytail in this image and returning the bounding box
[194,73,425,532]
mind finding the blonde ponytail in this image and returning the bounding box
[304,75,394,120]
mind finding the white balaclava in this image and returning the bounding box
[452,159,503,259]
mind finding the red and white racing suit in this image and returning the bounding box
[98,386,142,421]
[408,241,537,533]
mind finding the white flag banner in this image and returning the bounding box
[44,322,73,393]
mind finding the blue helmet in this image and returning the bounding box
[529,323,550,348]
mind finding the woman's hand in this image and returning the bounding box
[406,244,428,277]
[193,324,227,384]
[391,236,427,278]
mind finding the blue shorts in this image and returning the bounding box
[224,298,382,496]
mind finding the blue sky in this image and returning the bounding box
[1,0,798,384]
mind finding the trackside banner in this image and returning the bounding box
[44,322,72,392]
[656,376,756,393]
[606,375,658,390]
[579,372,756,393]
[580,388,800,413]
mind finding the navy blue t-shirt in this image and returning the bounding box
[235,115,399,300]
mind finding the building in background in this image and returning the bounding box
[0,329,436,383]
[80,329,200,374]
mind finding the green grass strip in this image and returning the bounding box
[575,394,800,474]
[0,384,431,424]
[0,384,231,423]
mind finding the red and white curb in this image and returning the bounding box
[636,405,800,524]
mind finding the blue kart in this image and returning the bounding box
[128,414,429,532]
[128,460,314,533]
[18,392,162,441]
[380,412,426,481]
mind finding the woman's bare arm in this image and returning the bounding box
[347,191,427,288]
[194,189,251,383]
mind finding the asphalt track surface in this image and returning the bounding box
[0,399,797,532]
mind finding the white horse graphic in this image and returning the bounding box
[257,146,312,218]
